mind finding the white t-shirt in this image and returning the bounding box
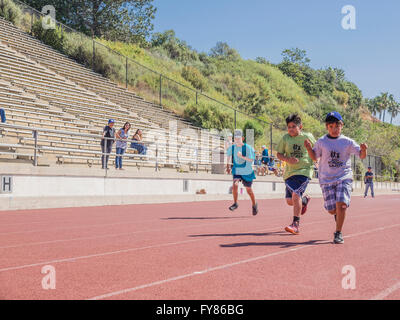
[313,134,361,185]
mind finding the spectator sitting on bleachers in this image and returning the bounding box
[254,152,263,176]
[115,122,131,170]
[261,145,269,166]
[267,156,280,176]
[130,129,147,155]
[101,119,115,169]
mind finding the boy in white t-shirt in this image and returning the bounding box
[304,112,368,244]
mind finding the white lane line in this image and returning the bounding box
[0,217,253,250]
[0,215,252,236]
[1,207,397,250]
[0,210,397,274]
[370,281,400,300]
[87,223,400,300]
[0,215,356,273]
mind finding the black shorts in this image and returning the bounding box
[233,175,253,188]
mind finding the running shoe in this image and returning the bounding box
[252,203,258,216]
[229,203,239,211]
[301,195,311,215]
[285,221,299,235]
[333,231,344,244]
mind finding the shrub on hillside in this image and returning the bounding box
[333,90,349,106]
[0,0,22,25]
[183,103,234,131]
[243,120,264,142]
[32,19,65,52]
[181,66,208,91]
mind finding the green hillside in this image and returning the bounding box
[1,1,400,177]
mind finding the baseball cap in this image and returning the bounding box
[234,129,243,138]
[108,119,115,124]
[368,166,372,169]
[262,145,266,148]
[325,112,343,123]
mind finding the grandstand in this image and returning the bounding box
[0,16,216,170]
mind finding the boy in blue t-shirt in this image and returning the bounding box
[305,112,368,244]
[226,130,258,216]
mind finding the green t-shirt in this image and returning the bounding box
[276,131,316,180]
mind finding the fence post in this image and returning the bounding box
[30,9,34,35]
[159,75,162,108]
[33,130,38,166]
[270,123,273,155]
[126,57,128,89]
[92,38,95,71]
[155,142,159,171]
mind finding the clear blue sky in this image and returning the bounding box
[152,0,400,124]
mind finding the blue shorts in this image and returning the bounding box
[285,175,310,199]
[321,179,353,211]
[233,175,253,188]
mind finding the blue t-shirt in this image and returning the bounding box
[261,149,269,163]
[313,134,361,185]
[227,144,256,182]
[365,171,374,183]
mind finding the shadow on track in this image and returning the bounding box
[189,231,290,237]
[162,216,249,220]
[220,239,329,249]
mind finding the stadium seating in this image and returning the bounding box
[0,17,217,170]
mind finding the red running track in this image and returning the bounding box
[0,195,399,300]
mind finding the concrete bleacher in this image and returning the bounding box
[0,17,217,171]
[0,17,198,131]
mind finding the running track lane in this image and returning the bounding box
[0,195,399,300]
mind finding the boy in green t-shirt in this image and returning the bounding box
[276,114,316,235]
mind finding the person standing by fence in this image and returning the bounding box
[364,166,375,198]
[115,122,131,170]
[101,119,115,169]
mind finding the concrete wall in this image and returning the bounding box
[0,166,399,211]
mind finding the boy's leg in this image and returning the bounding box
[333,180,352,244]
[321,183,338,219]
[245,187,256,206]
[292,192,302,218]
[232,180,239,203]
[245,184,258,216]
[229,178,240,211]
[335,202,347,232]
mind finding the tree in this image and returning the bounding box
[23,0,156,44]
[209,42,240,61]
[376,92,390,122]
[388,94,399,125]
[281,48,310,66]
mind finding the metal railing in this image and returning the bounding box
[0,123,224,172]
[8,0,275,153]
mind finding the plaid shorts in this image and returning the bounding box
[321,179,353,211]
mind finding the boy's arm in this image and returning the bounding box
[304,139,317,162]
[277,152,299,165]
[238,146,255,163]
